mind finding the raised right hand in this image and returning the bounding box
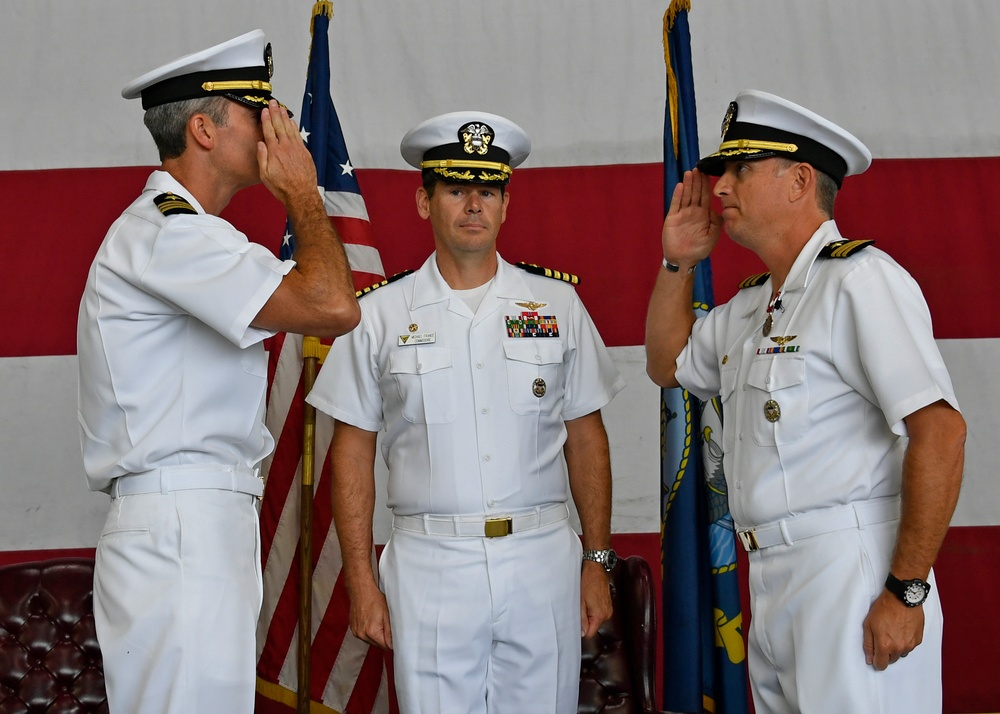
[661,169,722,268]
[256,100,320,207]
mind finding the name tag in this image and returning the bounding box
[398,332,436,346]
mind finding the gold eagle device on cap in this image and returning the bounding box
[121,29,289,115]
[696,89,871,188]
[400,111,531,186]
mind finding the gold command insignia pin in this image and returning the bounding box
[515,301,546,310]
[722,355,729,365]
[408,324,418,333]
[764,399,781,422]
[532,378,547,398]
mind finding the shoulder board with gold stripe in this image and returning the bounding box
[355,269,415,299]
[738,272,771,290]
[153,192,197,216]
[819,239,874,259]
[515,262,580,285]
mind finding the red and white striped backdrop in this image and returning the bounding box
[2,2,998,711]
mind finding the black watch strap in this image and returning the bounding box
[885,572,931,607]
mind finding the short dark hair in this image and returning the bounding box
[143,96,231,161]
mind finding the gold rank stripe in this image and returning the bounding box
[515,262,581,285]
[821,239,875,258]
[738,271,771,289]
[355,269,415,299]
[201,80,273,92]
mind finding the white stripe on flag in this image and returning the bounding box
[324,189,371,221]
[344,243,386,277]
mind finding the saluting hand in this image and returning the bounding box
[256,100,320,208]
[662,169,722,268]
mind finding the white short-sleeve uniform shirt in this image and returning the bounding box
[77,170,293,493]
[307,252,625,516]
[675,220,959,529]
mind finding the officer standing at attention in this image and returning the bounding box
[306,111,625,713]
[77,30,360,713]
[645,89,966,713]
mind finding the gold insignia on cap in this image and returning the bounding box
[515,301,547,310]
[532,378,547,398]
[461,122,494,156]
[721,101,738,137]
[264,42,274,79]
[764,399,781,422]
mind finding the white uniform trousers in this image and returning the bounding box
[93,490,263,714]
[379,517,582,714]
[746,519,943,714]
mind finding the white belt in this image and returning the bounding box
[111,464,264,499]
[737,496,900,552]
[392,503,569,538]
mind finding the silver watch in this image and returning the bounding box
[582,548,618,573]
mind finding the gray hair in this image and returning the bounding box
[773,157,838,218]
[143,96,231,161]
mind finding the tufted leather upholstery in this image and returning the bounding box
[0,558,107,713]
[579,555,666,714]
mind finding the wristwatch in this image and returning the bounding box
[885,572,931,607]
[582,548,618,573]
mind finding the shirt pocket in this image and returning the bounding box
[745,355,807,446]
[719,364,739,455]
[389,347,456,424]
[503,340,565,416]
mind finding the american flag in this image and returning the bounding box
[255,2,388,711]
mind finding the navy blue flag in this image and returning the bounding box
[660,2,749,712]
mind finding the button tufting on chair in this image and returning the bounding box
[0,558,107,713]
[579,555,668,714]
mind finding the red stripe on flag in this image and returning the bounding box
[346,646,393,714]
[332,214,379,251]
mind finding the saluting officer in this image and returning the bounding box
[78,30,359,713]
[307,111,625,713]
[645,90,965,713]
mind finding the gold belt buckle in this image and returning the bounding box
[484,517,513,538]
[738,529,759,552]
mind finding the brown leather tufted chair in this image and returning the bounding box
[0,558,108,713]
[579,554,667,714]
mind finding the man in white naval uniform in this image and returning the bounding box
[306,111,625,713]
[645,90,966,713]
[77,31,360,713]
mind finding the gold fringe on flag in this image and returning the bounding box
[663,0,691,159]
[311,1,334,35]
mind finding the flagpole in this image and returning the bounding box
[297,335,324,714]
